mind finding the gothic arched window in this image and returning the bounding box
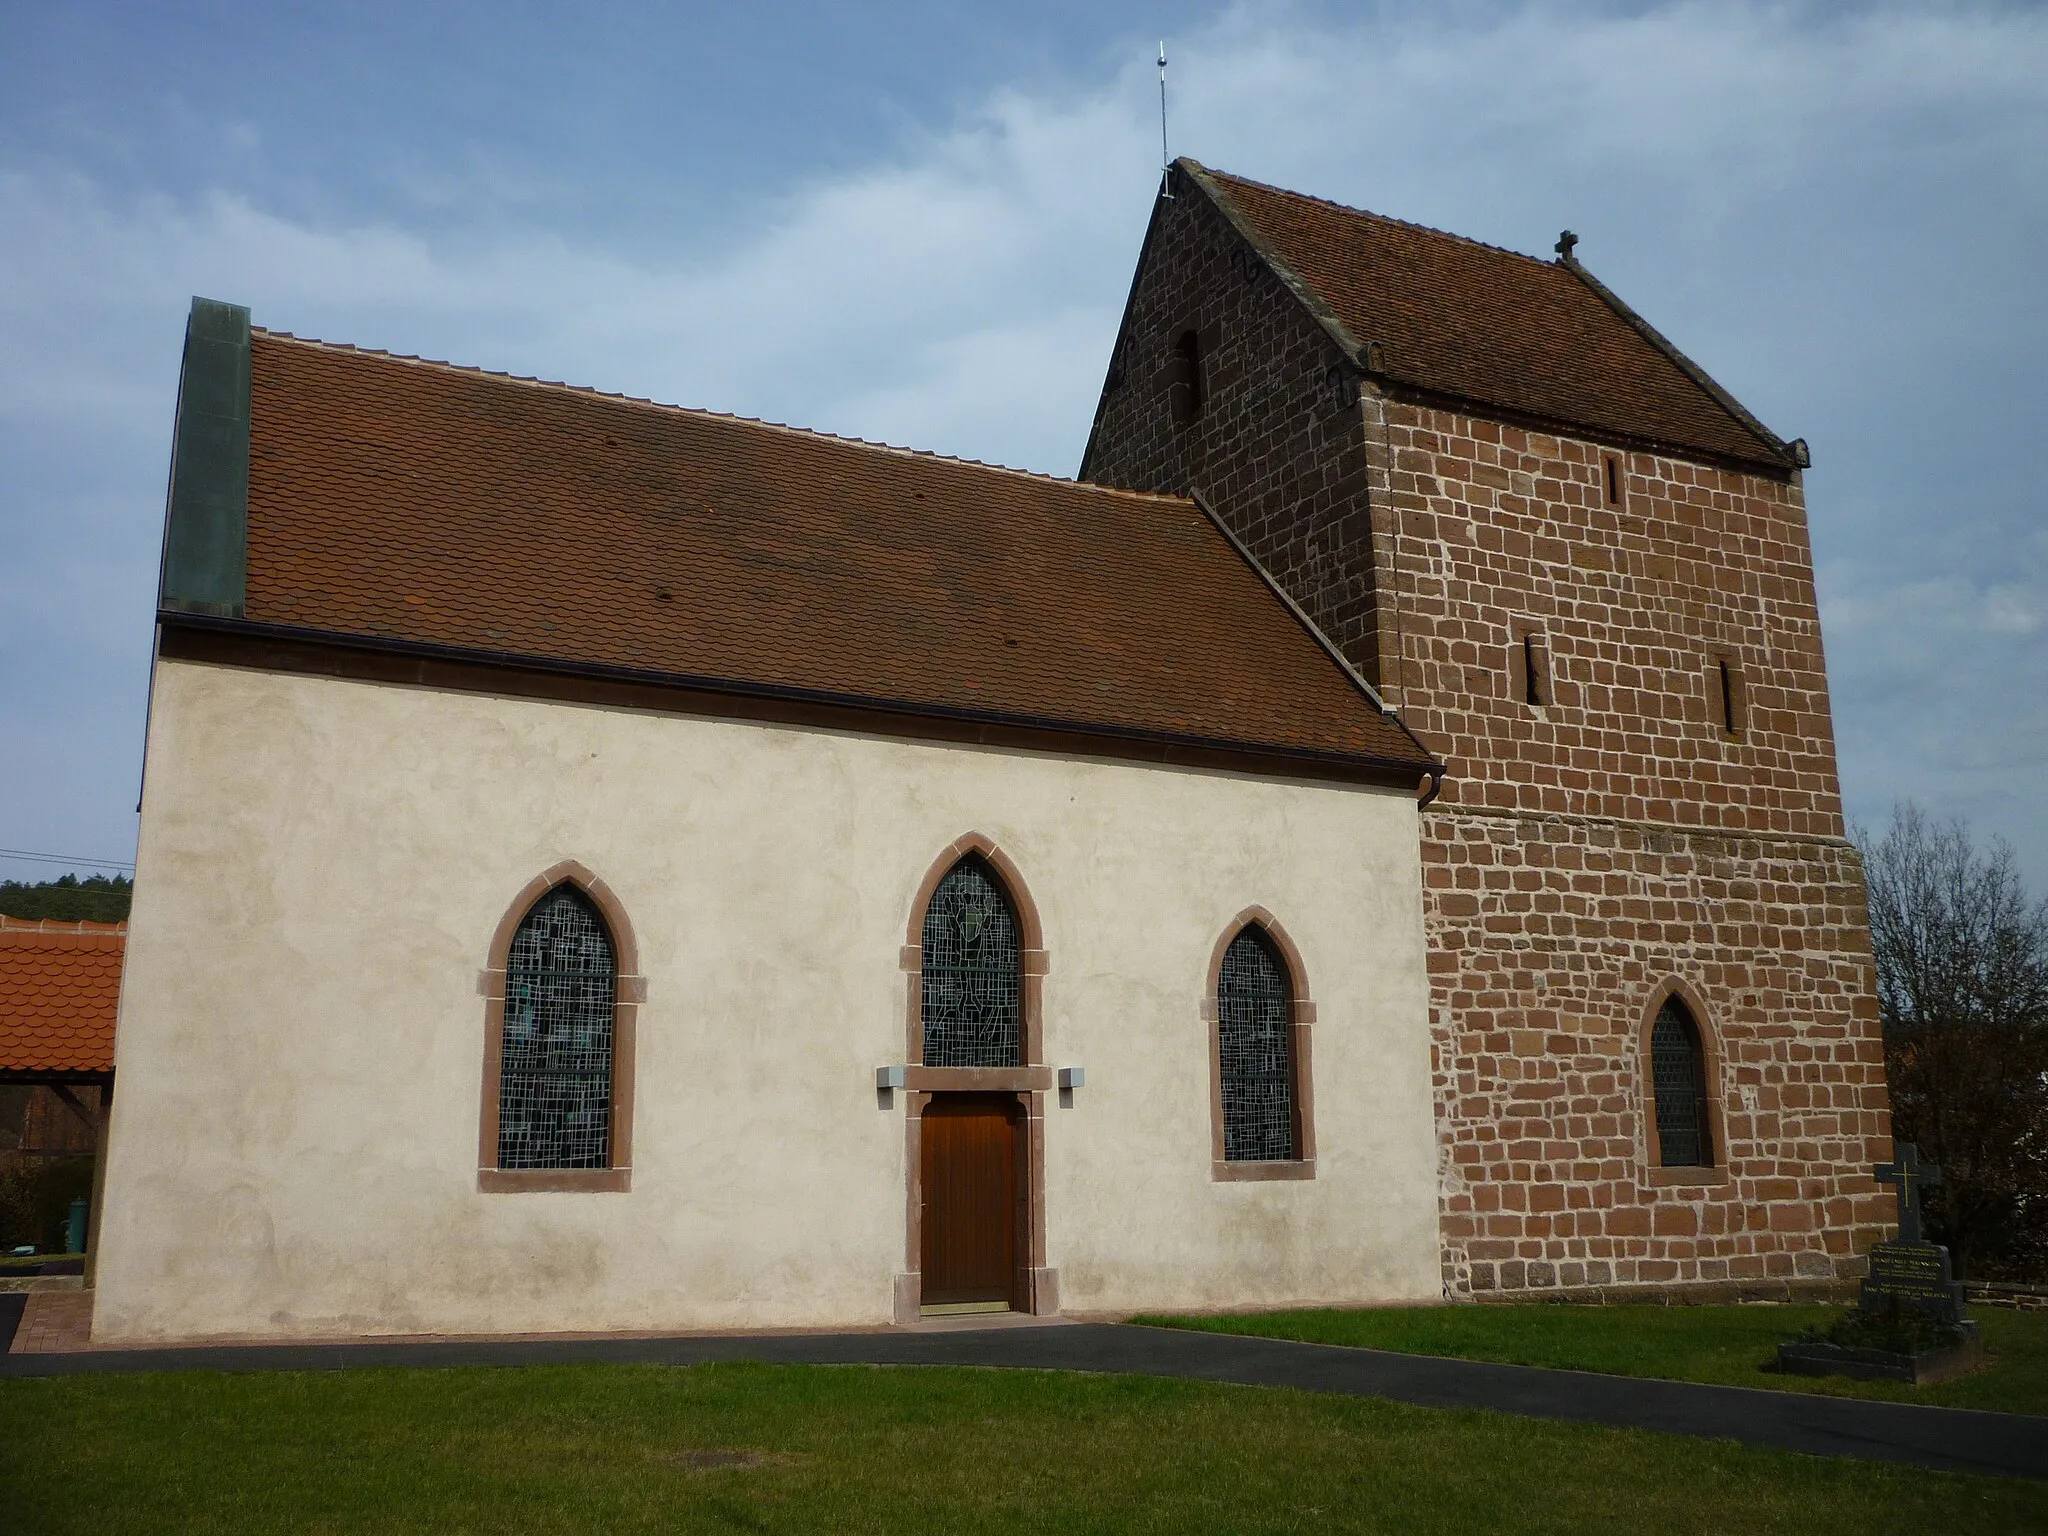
[920,855,1022,1068]
[1218,926,1296,1162]
[1651,998,1713,1168]
[498,885,617,1170]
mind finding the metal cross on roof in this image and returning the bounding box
[1873,1142,1943,1245]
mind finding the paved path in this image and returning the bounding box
[4,1320,2043,1482]
[7,1290,91,1353]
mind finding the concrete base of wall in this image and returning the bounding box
[1473,1279,1858,1308]
[0,1276,86,1295]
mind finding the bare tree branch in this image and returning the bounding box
[1863,804,2048,1278]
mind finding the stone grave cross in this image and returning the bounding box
[1779,1140,1978,1379]
[1874,1143,1942,1245]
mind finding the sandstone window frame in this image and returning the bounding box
[901,834,1049,1079]
[1204,908,1317,1182]
[475,860,644,1194]
[916,851,1026,1069]
[897,834,1056,1322]
[1636,981,1730,1189]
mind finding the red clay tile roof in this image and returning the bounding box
[1190,162,1791,469]
[0,918,123,1076]
[234,330,1435,773]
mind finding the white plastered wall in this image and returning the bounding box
[94,659,1438,1341]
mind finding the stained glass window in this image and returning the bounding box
[1651,999,1711,1168]
[498,885,616,1170]
[1219,927,1295,1162]
[921,856,1022,1068]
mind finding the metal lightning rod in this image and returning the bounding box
[1158,41,1173,197]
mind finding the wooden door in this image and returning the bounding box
[919,1095,1023,1308]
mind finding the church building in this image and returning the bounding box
[95,160,1890,1342]
[95,293,1443,1342]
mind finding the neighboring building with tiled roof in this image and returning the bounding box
[0,917,122,1079]
[1082,160,1886,1305]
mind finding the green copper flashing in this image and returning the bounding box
[160,297,250,618]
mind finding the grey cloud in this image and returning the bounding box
[2,1,2043,885]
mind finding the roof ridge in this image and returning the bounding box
[251,329,1197,508]
[1191,160,1562,274]
[0,916,126,935]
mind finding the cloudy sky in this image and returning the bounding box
[3,0,2044,888]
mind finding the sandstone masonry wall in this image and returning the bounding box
[1360,396,1891,1293]
[1083,175,1386,680]
[1426,812,1888,1295]
[1364,398,1846,832]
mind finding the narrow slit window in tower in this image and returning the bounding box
[1169,329,1205,425]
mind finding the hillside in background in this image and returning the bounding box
[0,873,132,923]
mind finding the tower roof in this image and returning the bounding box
[1184,160,1798,471]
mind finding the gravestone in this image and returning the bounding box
[1775,1143,1980,1383]
[1858,1144,1968,1328]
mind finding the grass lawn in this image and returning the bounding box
[1136,1304,2048,1415]
[3,1361,2046,1534]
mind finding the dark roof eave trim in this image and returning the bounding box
[1558,255,1799,469]
[156,613,1439,789]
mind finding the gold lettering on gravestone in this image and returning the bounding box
[1866,1244,1949,1304]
